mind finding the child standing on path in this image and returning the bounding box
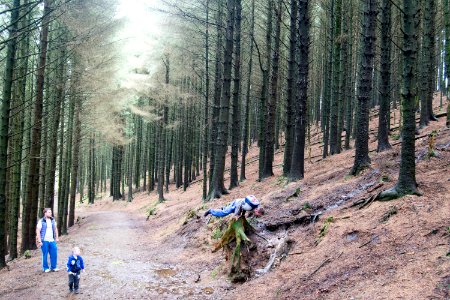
[66,247,85,294]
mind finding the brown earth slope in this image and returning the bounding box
[0,98,449,300]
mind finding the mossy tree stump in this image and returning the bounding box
[212,216,254,282]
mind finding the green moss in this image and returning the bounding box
[380,174,390,182]
[303,202,312,210]
[317,216,334,243]
[211,228,223,240]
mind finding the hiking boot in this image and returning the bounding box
[51,268,60,272]
[44,269,50,273]
[74,289,79,294]
[69,288,73,293]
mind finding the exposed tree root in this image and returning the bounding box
[255,232,290,275]
[350,184,423,209]
[264,213,314,231]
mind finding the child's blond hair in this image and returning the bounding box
[72,246,81,255]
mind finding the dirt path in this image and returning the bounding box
[0,211,220,300]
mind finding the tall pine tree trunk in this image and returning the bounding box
[322,0,335,158]
[289,0,310,181]
[240,0,255,182]
[258,0,273,180]
[209,0,223,189]
[377,0,392,152]
[202,0,210,199]
[283,0,298,176]
[229,0,242,189]
[0,0,20,266]
[208,0,235,199]
[350,0,377,175]
[22,0,52,252]
[45,35,65,209]
[380,0,419,198]
[68,97,81,227]
[262,0,282,179]
[329,0,342,155]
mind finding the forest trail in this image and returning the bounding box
[0,210,223,300]
[0,99,449,300]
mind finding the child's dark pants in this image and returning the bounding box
[68,272,80,291]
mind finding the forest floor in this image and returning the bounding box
[0,97,449,300]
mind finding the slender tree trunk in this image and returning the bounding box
[68,97,81,227]
[209,0,223,189]
[202,0,210,199]
[377,0,392,152]
[380,0,419,198]
[45,35,65,209]
[322,0,335,158]
[258,0,273,180]
[158,56,170,202]
[262,0,282,179]
[208,0,235,199]
[0,0,20,265]
[88,134,95,204]
[229,0,242,189]
[283,0,298,176]
[23,0,52,252]
[350,0,377,175]
[329,0,342,155]
[240,0,255,182]
[344,1,354,150]
[289,0,310,181]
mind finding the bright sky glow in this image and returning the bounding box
[117,0,167,83]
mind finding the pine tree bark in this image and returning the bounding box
[240,0,255,182]
[158,56,170,202]
[420,0,434,127]
[380,0,419,198]
[258,0,273,180]
[229,0,242,189]
[322,0,335,158]
[344,2,354,150]
[350,0,377,175]
[68,97,81,227]
[262,0,282,179]
[283,0,298,176]
[202,0,210,199]
[289,0,310,181]
[208,0,235,199]
[377,0,392,152]
[209,0,224,188]
[22,0,52,252]
[329,0,342,155]
[0,0,20,265]
[45,34,65,209]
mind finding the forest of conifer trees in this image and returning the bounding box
[0,0,449,270]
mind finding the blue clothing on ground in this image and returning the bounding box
[209,199,242,217]
[67,255,85,273]
[41,241,58,271]
[208,195,260,218]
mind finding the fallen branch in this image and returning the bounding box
[358,235,379,248]
[307,251,343,279]
[349,192,382,209]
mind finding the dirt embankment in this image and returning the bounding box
[0,98,449,300]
